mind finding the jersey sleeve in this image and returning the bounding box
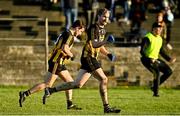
[140,37,150,57]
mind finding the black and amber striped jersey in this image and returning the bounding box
[49,30,74,64]
[81,23,106,58]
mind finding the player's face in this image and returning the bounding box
[99,11,110,26]
[74,27,85,36]
[153,27,162,36]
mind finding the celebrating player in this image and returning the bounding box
[43,8,120,113]
[18,20,85,110]
[140,22,176,97]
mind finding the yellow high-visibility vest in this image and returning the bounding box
[144,32,163,59]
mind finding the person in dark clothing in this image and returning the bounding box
[83,0,99,28]
[61,0,78,29]
[140,22,176,97]
[105,0,116,22]
[18,20,85,109]
[130,0,146,32]
[42,8,121,114]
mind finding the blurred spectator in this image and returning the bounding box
[155,11,172,50]
[60,0,78,29]
[105,0,116,22]
[156,12,167,41]
[152,0,163,11]
[123,0,131,24]
[129,0,147,32]
[83,0,99,28]
[161,0,174,49]
[118,0,131,25]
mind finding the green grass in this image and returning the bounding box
[0,86,180,115]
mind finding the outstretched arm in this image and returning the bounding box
[160,44,176,63]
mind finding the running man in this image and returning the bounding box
[43,8,121,113]
[140,22,176,97]
[19,20,85,110]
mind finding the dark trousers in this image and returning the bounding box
[141,57,172,94]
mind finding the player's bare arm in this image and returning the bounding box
[100,46,110,55]
[63,44,74,58]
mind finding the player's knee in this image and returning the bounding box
[45,82,51,87]
[101,77,108,84]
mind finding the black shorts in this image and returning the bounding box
[80,57,101,72]
[48,60,67,75]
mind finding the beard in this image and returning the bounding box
[100,20,107,26]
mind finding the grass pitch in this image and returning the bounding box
[0,86,179,115]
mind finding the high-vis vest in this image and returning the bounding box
[144,32,163,59]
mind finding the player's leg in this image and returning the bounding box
[151,69,160,97]
[59,70,82,110]
[19,72,57,107]
[141,57,160,97]
[93,68,121,113]
[158,59,173,85]
[48,69,91,93]
[43,61,64,100]
[42,69,91,106]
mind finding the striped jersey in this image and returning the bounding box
[49,30,74,64]
[81,23,106,58]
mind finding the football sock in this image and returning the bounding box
[104,104,109,109]
[49,87,57,94]
[24,90,31,96]
[67,100,73,107]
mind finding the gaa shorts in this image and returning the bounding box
[48,60,67,75]
[80,57,101,72]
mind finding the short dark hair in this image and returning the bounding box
[72,20,85,28]
[97,8,109,16]
[152,22,162,28]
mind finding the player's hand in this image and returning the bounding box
[66,55,75,61]
[167,43,173,50]
[107,35,115,43]
[70,55,76,61]
[170,57,176,63]
[107,53,116,61]
[150,59,160,67]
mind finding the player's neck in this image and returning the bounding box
[97,21,104,28]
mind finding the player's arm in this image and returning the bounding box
[63,44,73,58]
[89,27,114,48]
[160,43,176,63]
[140,37,150,57]
[90,27,106,48]
[100,46,110,55]
[92,39,106,48]
[92,35,115,48]
[100,46,115,61]
[62,32,74,58]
